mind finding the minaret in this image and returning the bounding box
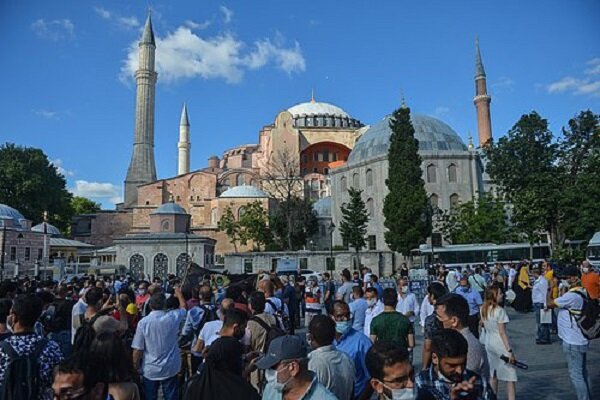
[177,103,191,175]
[473,37,492,147]
[124,13,158,208]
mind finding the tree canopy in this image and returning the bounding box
[339,187,369,263]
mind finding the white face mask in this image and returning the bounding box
[401,286,408,294]
[366,298,377,307]
[384,385,416,400]
[582,268,589,273]
[266,366,292,392]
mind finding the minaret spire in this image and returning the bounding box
[310,88,315,103]
[473,36,492,148]
[178,103,191,175]
[124,12,158,208]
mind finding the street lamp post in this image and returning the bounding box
[329,222,335,271]
[0,225,6,282]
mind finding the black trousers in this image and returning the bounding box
[468,313,480,339]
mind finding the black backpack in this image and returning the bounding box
[43,299,75,333]
[250,316,285,353]
[179,304,219,348]
[0,338,47,400]
[73,309,111,354]
[569,289,600,340]
[266,299,290,333]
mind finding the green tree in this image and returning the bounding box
[269,196,318,251]
[339,187,369,266]
[383,104,431,255]
[238,201,272,251]
[217,206,241,252]
[0,143,73,231]
[438,193,513,244]
[71,196,101,215]
[484,112,560,248]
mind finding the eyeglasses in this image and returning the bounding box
[378,368,414,389]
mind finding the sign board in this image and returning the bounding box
[276,257,297,273]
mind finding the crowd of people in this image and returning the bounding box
[0,259,596,400]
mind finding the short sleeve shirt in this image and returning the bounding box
[424,313,441,340]
[370,311,414,348]
[555,290,588,346]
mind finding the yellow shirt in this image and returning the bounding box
[126,303,138,315]
[545,270,558,299]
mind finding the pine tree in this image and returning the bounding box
[383,104,431,255]
[339,187,369,267]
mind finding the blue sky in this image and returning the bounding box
[1,0,599,208]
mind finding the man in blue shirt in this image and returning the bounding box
[454,276,483,338]
[132,288,187,400]
[349,286,368,332]
[332,300,373,399]
[370,274,384,299]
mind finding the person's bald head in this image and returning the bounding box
[221,298,234,311]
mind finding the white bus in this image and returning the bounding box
[413,242,552,269]
[587,231,600,268]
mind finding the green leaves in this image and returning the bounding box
[339,187,369,254]
[383,106,431,254]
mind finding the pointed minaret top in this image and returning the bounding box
[475,36,486,78]
[467,130,474,150]
[141,11,156,45]
[180,103,190,126]
[310,88,315,103]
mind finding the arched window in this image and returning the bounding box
[153,253,168,280]
[366,198,374,216]
[340,177,347,191]
[429,194,439,208]
[352,173,359,188]
[236,174,245,186]
[129,254,144,279]
[176,253,190,276]
[249,179,256,187]
[449,193,460,210]
[211,208,218,225]
[238,206,246,220]
[161,219,170,231]
[366,169,373,187]
[427,164,437,183]
[448,164,457,183]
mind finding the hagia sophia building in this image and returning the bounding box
[71,14,494,273]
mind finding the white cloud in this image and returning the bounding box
[220,6,234,24]
[434,106,450,117]
[31,19,74,41]
[34,109,58,119]
[50,159,74,177]
[185,20,211,30]
[546,57,600,97]
[70,180,122,205]
[94,7,139,29]
[491,76,515,90]
[120,27,306,84]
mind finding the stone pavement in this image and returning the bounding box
[410,308,600,400]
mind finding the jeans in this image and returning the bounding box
[533,303,551,342]
[562,342,591,400]
[143,375,179,400]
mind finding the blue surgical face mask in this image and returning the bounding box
[385,386,416,400]
[335,320,351,334]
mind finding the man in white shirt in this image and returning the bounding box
[508,264,517,288]
[531,267,551,344]
[548,266,591,400]
[364,287,383,337]
[396,277,420,324]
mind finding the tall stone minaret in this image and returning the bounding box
[177,103,191,175]
[124,13,158,208]
[473,37,492,147]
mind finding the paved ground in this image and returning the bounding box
[411,309,600,399]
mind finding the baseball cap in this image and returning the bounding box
[564,265,581,278]
[255,335,307,370]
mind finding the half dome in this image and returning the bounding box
[151,202,188,215]
[32,222,62,237]
[220,185,269,198]
[0,204,26,225]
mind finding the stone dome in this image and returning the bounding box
[32,222,62,237]
[0,204,26,225]
[313,196,331,217]
[151,202,188,215]
[220,185,269,198]
[286,100,362,129]
[347,114,467,166]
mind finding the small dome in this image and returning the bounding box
[0,204,26,225]
[288,101,350,118]
[151,202,188,215]
[313,197,331,217]
[347,114,467,166]
[220,185,269,198]
[32,222,62,237]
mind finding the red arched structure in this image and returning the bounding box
[300,142,351,176]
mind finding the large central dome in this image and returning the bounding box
[286,98,362,129]
[347,114,467,166]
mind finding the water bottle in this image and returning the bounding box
[500,355,528,369]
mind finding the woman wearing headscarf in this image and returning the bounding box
[183,336,260,400]
[512,263,532,312]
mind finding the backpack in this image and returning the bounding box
[179,304,219,348]
[568,289,600,340]
[73,309,111,354]
[250,316,285,353]
[266,299,290,333]
[43,299,75,333]
[0,338,47,400]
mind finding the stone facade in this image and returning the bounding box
[72,211,132,247]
